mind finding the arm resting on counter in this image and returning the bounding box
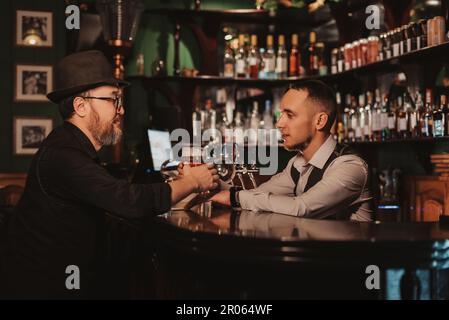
[238,156,370,220]
[47,147,176,219]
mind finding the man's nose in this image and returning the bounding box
[117,105,125,116]
[275,114,284,129]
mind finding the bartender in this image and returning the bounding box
[211,80,372,221]
[5,51,219,298]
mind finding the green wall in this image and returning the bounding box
[126,0,253,76]
[0,0,66,173]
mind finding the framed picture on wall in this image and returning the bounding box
[13,117,53,155]
[15,64,53,102]
[16,10,53,47]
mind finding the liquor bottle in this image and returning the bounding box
[262,100,274,130]
[396,95,408,139]
[205,99,218,143]
[380,93,389,141]
[364,92,373,141]
[418,19,428,49]
[219,112,233,144]
[404,92,418,138]
[387,95,397,139]
[235,35,248,78]
[308,31,319,75]
[392,28,401,57]
[316,42,327,75]
[248,35,260,79]
[423,89,433,137]
[337,122,345,144]
[330,48,337,74]
[192,105,203,142]
[262,100,274,145]
[337,46,345,73]
[407,23,416,52]
[261,35,276,79]
[276,35,288,79]
[433,95,446,137]
[342,94,351,142]
[384,32,393,59]
[248,101,260,145]
[289,34,300,77]
[413,90,424,138]
[234,111,245,146]
[355,94,365,142]
[372,89,382,142]
[223,42,235,78]
[400,25,407,55]
[348,96,357,143]
[331,91,340,140]
[335,91,342,115]
[406,92,418,138]
[378,33,387,61]
[443,95,449,136]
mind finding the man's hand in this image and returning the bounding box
[182,163,219,192]
[210,190,231,207]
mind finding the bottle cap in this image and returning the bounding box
[251,34,257,46]
[278,34,285,46]
[291,34,299,46]
[309,31,316,43]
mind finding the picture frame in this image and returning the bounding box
[13,117,53,155]
[15,64,53,102]
[16,10,53,47]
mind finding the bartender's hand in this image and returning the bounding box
[182,163,219,192]
[210,190,231,207]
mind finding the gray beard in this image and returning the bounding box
[88,110,122,146]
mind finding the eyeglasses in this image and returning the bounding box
[81,96,123,111]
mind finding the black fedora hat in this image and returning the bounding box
[47,50,130,103]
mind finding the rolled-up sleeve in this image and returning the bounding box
[238,156,368,218]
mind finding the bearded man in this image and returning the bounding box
[4,51,218,298]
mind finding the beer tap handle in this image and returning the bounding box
[237,172,246,190]
[248,172,257,189]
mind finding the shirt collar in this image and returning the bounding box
[306,135,337,170]
[63,121,98,160]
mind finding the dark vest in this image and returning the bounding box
[290,143,366,220]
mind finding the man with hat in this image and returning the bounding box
[4,50,218,298]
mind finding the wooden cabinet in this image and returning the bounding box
[405,176,449,222]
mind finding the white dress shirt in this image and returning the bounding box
[237,135,373,221]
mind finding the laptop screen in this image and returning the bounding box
[147,129,172,171]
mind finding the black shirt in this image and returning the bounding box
[5,122,171,298]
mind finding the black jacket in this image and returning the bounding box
[5,122,171,298]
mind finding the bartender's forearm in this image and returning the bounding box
[168,176,198,204]
[238,191,304,216]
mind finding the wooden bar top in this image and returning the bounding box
[154,207,449,269]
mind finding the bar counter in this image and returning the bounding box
[149,207,449,299]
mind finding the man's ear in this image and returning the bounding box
[316,112,329,131]
[73,96,88,117]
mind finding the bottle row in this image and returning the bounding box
[222,32,323,79]
[192,97,279,146]
[331,16,447,74]
[221,15,447,81]
[334,88,449,144]
[190,85,449,147]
